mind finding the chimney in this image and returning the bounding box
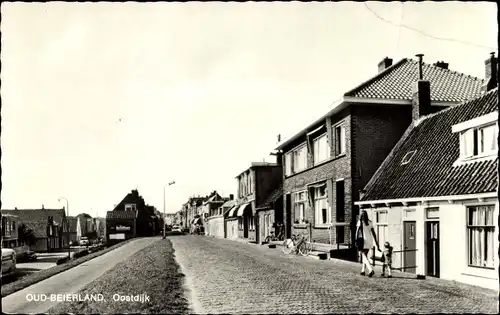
[378,57,393,72]
[433,61,449,69]
[229,194,234,200]
[412,54,431,121]
[481,52,498,93]
[416,54,424,80]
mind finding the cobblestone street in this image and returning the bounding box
[170,235,498,314]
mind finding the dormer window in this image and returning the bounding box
[452,111,498,166]
[125,204,137,211]
[459,124,497,159]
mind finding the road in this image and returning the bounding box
[2,237,161,314]
[170,235,498,314]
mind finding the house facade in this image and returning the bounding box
[230,162,283,243]
[202,191,227,236]
[207,195,235,238]
[276,56,484,251]
[106,210,137,245]
[255,184,284,243]
[1,207,69,252]
[1,213,19,248]
[355,55,498,290]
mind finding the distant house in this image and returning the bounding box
[76,213,95,240]
[1,213,19,248]
[94,217,106,239]
[207,194,235,238]
[202,191,227,236]
[276,55,484,252]
[229,161,283,244]
[111,189,157,237]
[1,207,68,252]
[355,54,498,290]
[255,184,284,243]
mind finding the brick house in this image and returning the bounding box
[106,210,137,245]
[1,207,68,252]
[181,196,207,232]
[255,184,284,243]
[230,162,282,243]
[355,54,498,290]
[111,189,157,237]
[276,55,484,251]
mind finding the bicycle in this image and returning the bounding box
[282,234,313,256]
[264,231,279,244]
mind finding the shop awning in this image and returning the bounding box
[236,203,251,217]
[227,206,237,217]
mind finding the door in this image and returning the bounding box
[285,194,292,239]
[403,221,417,273]
[426,221,440,277]
[243,216,248,238]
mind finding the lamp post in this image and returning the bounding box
[163,181,176,238]
[58,197,70,258]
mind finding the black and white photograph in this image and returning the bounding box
[1,1,498,314]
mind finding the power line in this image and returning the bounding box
[364,3,497,51]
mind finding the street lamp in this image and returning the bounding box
[163,181,176,238]
[58,197,70,258]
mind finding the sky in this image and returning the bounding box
[1,2,497,218]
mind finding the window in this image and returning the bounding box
[125,204,136,211]
[285,153,293,176]
[312,184,330,226]
[460,123,498,159]
[336,180,345,222]
[11,221,16,233]
[334,123,346,156]
[293,191,307,224]
[375,211,388,246]
[293,145,308,172]
[313,133,330,165]
[467,205,495,268]
[401,150,417,165]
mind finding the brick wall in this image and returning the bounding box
[283,108,352,245]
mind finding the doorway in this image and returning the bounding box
[425,221,440,277]
[403,221,417,273]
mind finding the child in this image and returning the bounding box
[381,241,393,278]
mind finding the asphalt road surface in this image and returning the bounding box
[170,235,498,314]
[2,237,161,314]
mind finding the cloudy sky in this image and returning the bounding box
[1,2,497,218]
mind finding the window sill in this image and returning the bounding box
[285,154,348,179]
[453,152,497,167]
[293,224,309,229]
[313,225,331,229]
[467,264,495,271]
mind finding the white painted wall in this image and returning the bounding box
[368,198,498,290]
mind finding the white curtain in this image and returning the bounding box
[469,206,494,268]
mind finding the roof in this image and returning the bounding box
[23,221,47,238]
[256,185,284,210]
[345,58,483,102]
[276,57,484,150]
[106,210,138,220]
[1,209,66,226]
[236,162,280,178]
[221,199,237,208]
[359,88,498,202]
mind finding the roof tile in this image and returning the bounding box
[345,58,484,102]
[361,88,498,201]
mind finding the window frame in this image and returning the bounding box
[333,122,346,157]
[374,210,389,247]
[459,122,498,160]
[466,205,495,269]
[293,190,307,224]
[312,184,330,227]
[125,203,137,211]
[313,132,330,165]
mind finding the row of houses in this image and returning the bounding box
[1,206,105,252]
[177,53,498,290]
